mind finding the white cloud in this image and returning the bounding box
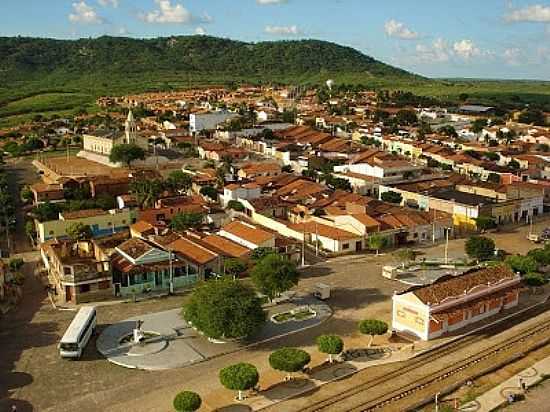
[264,25,300,35]
[503,47,521,65]
[415,38,450,62]
[452,39,481,59]
[257,0,287,4]
[68,1,103,24]
[118,26,129,35]
[200,12,213,23]
[98,0,119,7]
[140,0,193,24]
[195,26,206,35]
[414,37,489,63]
[384,19,418,40]
[505,4,550,23]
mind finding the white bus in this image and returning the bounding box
[59,306,97,359]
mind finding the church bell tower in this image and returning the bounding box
[125,110,137,144]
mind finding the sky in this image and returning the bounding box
[1,0,550,80]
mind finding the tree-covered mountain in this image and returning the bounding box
[0,35,418,90]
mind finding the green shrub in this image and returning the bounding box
[317,335,344,363]
[505,255,538,274]
[269,348,311,375]
[523,273,547,287]
[173,391,201,412]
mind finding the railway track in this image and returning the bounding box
[297,301,550,412]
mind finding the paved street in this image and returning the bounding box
[1,220,550,411]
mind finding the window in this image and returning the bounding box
[122,220,126,224]
[342,243,349,250]
[64,267,72,275]
[79,284,91,293]
[413,233,418,239]
[49,231,54,235]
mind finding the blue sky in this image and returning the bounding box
[1,0,550,80]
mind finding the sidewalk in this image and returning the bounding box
[467,355,550,412]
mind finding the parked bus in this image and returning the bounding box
[59,306,97,359]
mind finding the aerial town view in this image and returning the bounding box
[2,1,550,412]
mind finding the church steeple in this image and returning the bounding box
[125,110,137,144]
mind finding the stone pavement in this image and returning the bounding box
[96,295,331,370]
[464,355,550,412]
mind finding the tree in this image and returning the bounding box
[269,348,311,380]
[173,391,201,412]
[95,193,116,210]
[170,212,204,231]
[25,220,36,240]
[518,109,546,126]
[368,234,387,255]
[31,202,61,222]
[508,159,521,170]
[20,185,34,204]
[109,144,146,168]
[224,258,247,279]
[166,170,193,193]
[250,254,299,301]
[465,236,495,262]
[227,200,244,212]
[8,258,24,272]
[395,109,418,126]
[393,249,416,268]
[523,273,547,287]
[200,185,218,201]
[130,179,165,209]
[471,118,488,133]
[484,152,500,162]
[505,255,538,275]
[475,216,496,232]
[358,319,388,347]
[251,247,275,261]
[183,277,265,339]
[381,191,402,204]
[66,222,93,241]
[219,363,259,401]
[317,335,344,363]
[527,248,550,266]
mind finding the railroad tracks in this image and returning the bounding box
[298,302,550,412]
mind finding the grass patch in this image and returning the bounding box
[0,92,94,117]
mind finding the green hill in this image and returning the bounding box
[0,35,549,127]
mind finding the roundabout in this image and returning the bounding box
[96,296,331,371]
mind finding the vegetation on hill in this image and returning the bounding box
[1,35,549,126]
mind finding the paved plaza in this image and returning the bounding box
[97,296,332,370]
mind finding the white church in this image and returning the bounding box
[79,110,150,167]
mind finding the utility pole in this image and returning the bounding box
[432,208,436,244]
[315,222,319,257]
[435,392,440,412]
[444,228,449,264]
[169,249,174,294]
[301,227,306,267]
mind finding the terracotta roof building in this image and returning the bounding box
[392,266,521,340]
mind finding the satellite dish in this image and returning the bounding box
[326,79,334,90]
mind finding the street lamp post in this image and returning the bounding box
[169,249,174,294]
[444,228,450,264]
